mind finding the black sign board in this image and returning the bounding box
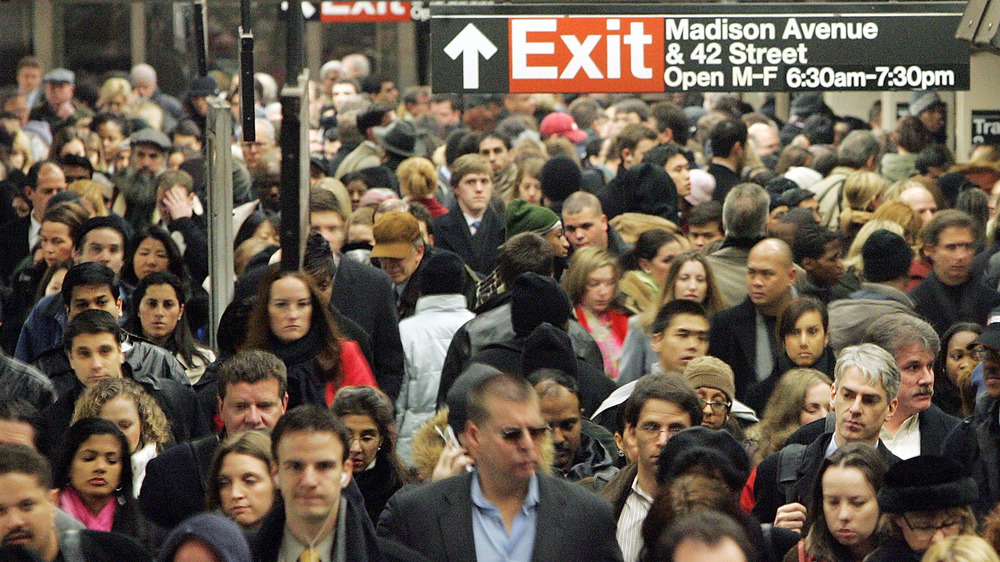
[430,3,971,93]
[972,111,1000,145]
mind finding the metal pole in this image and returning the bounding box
[279,71,310,272]
[286,0,304,85]
[205,96,235,351]
[192,0,209,77]
[239,29,256,143]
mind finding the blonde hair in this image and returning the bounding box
[68,180,109,216]
[72,378,173,451]
[840,170,887,233]
[747,368,832,462]
[561,246,620,305]
[922,535,1000,562]
[97,78,131,110]
[396,157,437,199]
[871,200,922,245]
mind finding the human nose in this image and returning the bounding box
[229,482,246,500]
[349,437,363,454]
[931,527,948,545]
[849,394,863,414]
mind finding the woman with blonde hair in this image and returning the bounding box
[839,170,887,247]
[72,378,173,497]
[922,536,1000,562]
[97,77,132,115]
[397,157,446,217]
[746,368,832,464]
[618,250,726,385]
[871,200,922,245]
[562,247,629,380]
[68,179,110,216]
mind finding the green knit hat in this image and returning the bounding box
[505,199,560,240]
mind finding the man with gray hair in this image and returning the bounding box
[863,315,960,459]
[705,182,769,305]
[807,130,881,229]
[746,343,901,531]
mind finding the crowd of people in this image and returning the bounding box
[3,50,1000,562]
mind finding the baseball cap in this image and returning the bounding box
[539,112,587,143]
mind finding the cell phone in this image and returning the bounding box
[435,424,461,451]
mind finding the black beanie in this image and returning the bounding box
[655,426,750,492]
[862,229,913,283]
[520,322,579,380]
[540,156,582,204]
[510,272,573,337]
[878,455,977,513]
[418,250,466,296]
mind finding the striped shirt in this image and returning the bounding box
[616,476,653,562]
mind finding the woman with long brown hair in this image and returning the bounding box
[241,265,376,408]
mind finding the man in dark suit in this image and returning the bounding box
[746,344,901,532]
[708,118,747,203]
[139,350,288,529]
[432,153,505,276]
[0,161,66,281]
[709,238,797,401]
[377,371,623,561]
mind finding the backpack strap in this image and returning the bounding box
[776,443,808,505]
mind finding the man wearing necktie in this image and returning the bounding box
[250,406,382,562]
[432,153,506,277]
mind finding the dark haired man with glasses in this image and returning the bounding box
[943,323,1000,517]
[377,371,623,561]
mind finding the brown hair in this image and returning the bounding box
[72,378,173,452]
[242,267,344,385]
[206,429,275,511]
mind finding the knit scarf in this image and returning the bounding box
[59,486,116,531]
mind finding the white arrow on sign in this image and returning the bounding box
[443,23,497,89]
[302,1,317,18]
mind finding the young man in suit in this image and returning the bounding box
[378,371,623,561]
[432,154,505,276]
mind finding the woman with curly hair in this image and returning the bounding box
[241,266,376,408]
[562,247,630,380]
[72,377,173,496]
[333,386,414,523]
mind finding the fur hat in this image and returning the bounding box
[877,455,977,513]
[683,356,735,402]
[655,426,750,491]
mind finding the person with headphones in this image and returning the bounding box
[250,405,382,561]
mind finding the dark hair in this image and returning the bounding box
[271,405,351,462]
[792,224,841,264]
[915,144,954,176]
[26,161,61,190]
[0,443,52,490]
[60,262,119,309]
[54,417,134,498]
[480,130,512,151]
[122,226,188,286]
[63,309,123,352]
[90,113,132,138]
[60,153,94,177]
[922,209,974,248]
[41,201,88,236]
[648,510,757,562]
[430,93,462,112]
[613,98,650,122]
[309,186,344,216]
[216,349,288,402]
[242,267,344,385]
[609,124,657,160]
[0,400,43,451]
[803,443,888,562]
[124,271,209,368]
[802,114,835,146]
[650,299,708,336]
[620,373,702,430]
[687,201,723,229]
[641,143,686,168]
[777,297,828,343]
[206,430,274,512]
[650,101,690,146]
[955,188,990,247]
[622,229,680,272]
[303,232,337,283]
[74,216,128,253]
[709,119,748,159]
[936,322,984,417]
[332,386,412,484]
[892,116,930,154]
[528,368,580,399]
[172,119,203,142]
[497,232,554,284]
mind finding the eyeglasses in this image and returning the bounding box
[638,422,685,438]
[901,514,962,536]
[699,398,732,413]
[498,425,550,442]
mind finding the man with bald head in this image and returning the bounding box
[709,238,797,399]
[748,122,781,158]
[898,185,938,226]
[0,161,67,280]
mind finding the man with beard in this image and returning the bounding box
[529,369,618,487]
[113,128,170,232]
[0,444,148,561]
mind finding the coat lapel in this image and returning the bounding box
[531,476,567,561]
[438,474,478,562]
